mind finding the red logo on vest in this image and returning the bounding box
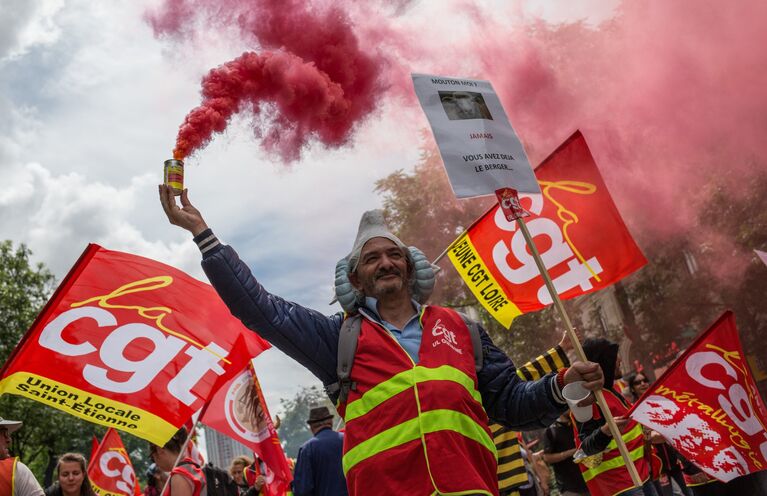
[431,319,463,355]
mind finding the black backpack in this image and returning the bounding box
[325,311,484,404]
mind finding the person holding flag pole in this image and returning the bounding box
[500,191,647,493]
[158,182,604,496]
[409,72,648,493]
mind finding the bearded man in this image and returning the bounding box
[159,186,604,496]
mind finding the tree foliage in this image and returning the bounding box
[619,170,767,379]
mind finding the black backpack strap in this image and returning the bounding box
[458,312,483,374]
[325,314,362,405]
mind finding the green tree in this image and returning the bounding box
[617,170,767,381]
[0,241,56,370]
[276,385,335,459]
[696,170,767,358]
[0,241,151,486]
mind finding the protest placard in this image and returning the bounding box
[412,73,540,198]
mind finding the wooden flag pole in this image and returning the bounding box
[431,236,460,267]
[516,216,643,488]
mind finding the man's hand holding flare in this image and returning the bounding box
[158,185,208,236]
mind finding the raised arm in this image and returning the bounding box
[515,331,571,381]
[159,185,210,236]
[158,185,342,386]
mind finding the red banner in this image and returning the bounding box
[628,311,767,482]
[89,428,141,496]
[201,358,292,495]
[448,131,646,327]
[0,244,269,446]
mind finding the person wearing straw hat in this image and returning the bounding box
[0,417,44,496]
[159,187,605,496]
[292,407,346,496]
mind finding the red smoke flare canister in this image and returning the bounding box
[163,159,184,195]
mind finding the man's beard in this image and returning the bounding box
[365,267,406,298]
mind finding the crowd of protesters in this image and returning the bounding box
[2,197,766,496]
[3,354,767,496]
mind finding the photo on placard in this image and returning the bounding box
[438,91,493,120]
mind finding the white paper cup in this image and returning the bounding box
[562,381,593,422]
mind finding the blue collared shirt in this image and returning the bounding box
[363,297,423,362]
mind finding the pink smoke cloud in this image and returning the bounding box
[467,1,767,242]
[146,0,390,160]
[148,0,767,269]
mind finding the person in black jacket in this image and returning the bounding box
[575,338,657,496]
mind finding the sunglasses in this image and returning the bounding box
[632,378,649,385]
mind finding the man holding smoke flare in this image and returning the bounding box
[159,185,604,496]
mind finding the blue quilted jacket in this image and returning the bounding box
[197,232,567,430]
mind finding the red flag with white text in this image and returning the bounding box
[0,244,269,446]
[628,311,767,482]
[89,428,142,496]
[447,131,646,327]
[201,357,292,496]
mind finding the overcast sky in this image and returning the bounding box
[0,0,618,426]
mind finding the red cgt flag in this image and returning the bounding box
[448,131,646,327]
[201,357,292,496]
[628,311,767,482]
[0,244,269,446]
[89,428,141,496]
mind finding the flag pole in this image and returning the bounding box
[432,201,506,268]
[431,234,463,269]
[516,216,643,488]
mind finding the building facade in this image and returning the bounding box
[204,426,252,469]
